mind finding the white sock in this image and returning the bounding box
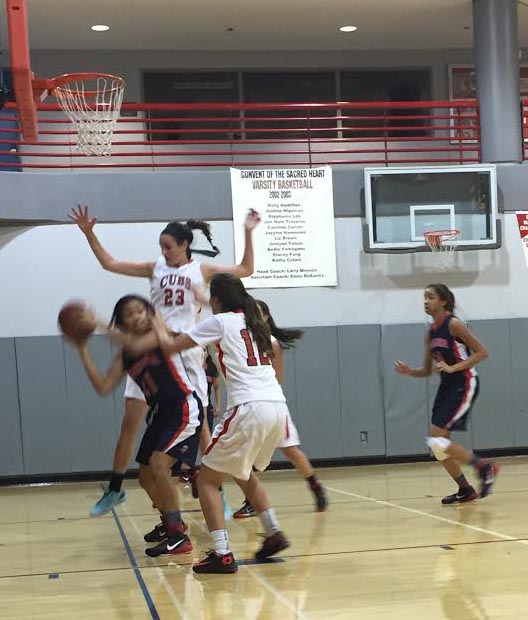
[211,529,230,555]
[259,508,279,537]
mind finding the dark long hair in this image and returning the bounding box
[109,295,154,330]
[426,283,455,312]
[210,273,272,356]
[256,300,303,349]
[161,220,220,259]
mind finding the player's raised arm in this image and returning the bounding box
[201,209,261,282]
[76,341,126,396]
[68,205,155,278]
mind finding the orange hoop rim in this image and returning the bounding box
[48,72,125,97]
[424,229,460,241]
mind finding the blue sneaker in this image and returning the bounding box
[220,488,232,522]
[89,489,127,517]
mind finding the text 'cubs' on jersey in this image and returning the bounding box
[186,311,286,409]
[429,315,478,386]
[150,257,204,332]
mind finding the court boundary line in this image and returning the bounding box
[4,534,528,582]
[326,485,528,547]
[111,508,161,620]
[123,505,191,620]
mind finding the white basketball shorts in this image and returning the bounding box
[202,401,289,481]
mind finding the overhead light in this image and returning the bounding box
[91,24,110,32]
[339,25,358,33]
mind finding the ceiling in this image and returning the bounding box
[0,0,527,52]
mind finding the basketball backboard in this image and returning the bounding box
[363,164,500,253]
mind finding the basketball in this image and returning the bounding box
[58,301,97,342]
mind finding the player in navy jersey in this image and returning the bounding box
[69,205,259,518]
[74,295,202,557]
[394,284,499,504]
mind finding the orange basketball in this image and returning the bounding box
[58,301,96,342]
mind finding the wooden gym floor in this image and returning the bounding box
[0,457,526,619]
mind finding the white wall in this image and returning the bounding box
[0,214,526,338]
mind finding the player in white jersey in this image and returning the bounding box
[147,273,291,574]
[69,205,260,518]
[233,299,327,518]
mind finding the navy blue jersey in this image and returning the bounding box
[122,347,193,407]
[428,315,477,386]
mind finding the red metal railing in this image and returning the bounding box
[0,100,481,170]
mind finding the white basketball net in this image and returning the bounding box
[53,75,125,156]
[424,229,460,268]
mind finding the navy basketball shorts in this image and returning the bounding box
[431,376,480,431]
[136,400,202,467]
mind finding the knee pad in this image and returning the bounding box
[426,436,451,461]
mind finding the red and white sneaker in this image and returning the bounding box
[193,550,238,574]
[145,531,193,557]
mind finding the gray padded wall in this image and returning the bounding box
[469,320,515,449]
[4,317,528,479]
[16,337,70,474]
[509,318,528,447]
[293,327,342,459]
[382,324,429,456]
[0,339,24,475]
[338,325,386,457]
[63,336,121,472]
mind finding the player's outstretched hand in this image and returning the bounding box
[394,360,412,375]
[68,204,98,235]
[244,209,261,231]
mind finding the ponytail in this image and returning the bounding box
[186,219,220,258]
[244,296,273,357]
[256,300,303,349]
[161,219,220,259]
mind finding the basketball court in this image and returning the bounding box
[1,1,527,619]
[1,461,527,619]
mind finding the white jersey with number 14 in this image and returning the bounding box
[186,311,286,409]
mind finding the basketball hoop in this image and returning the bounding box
[424,229,460,268]
[48,73,125,156]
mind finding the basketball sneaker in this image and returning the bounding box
[255,531,290,560]
[441,486,478,505]
[145,531,193,557]
[89,489,127,517]
[144,522,166,543]
[144,520,188,542]
[233,499,257,519]
[479,463,499,499]
[193,550,238,574]
[313,484,328,512]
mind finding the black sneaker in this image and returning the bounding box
[255,531,290,560]
[144,522,166,543]
[479,463,499,499]
[144,520,188,542]
[313,484,328,512]
[233,500,257,519]
[441,486,478,505]
[145,531,193,557]
[193,550,238,574]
